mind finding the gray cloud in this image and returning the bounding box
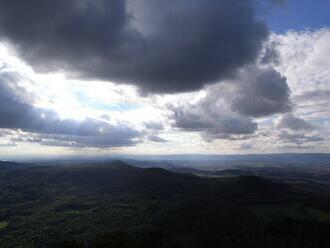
[0,142,16,147]
[169,103,258,141]
[0,128,14,137]
[0,69,143,148]
[239,143,254,150]
[259,39,281,66]
[167,64,293,140]
[12,130,142,148]
[277,130,323,146]
[274,114,322,147]
[230,66,292,117]
[144,122,164,131]
[295,90,330,103]
[147,135,167,143]
[0,0,271,93]
[277,114,314,131]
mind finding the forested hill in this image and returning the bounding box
[1,161,330,247]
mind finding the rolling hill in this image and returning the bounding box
[1,161,330,247]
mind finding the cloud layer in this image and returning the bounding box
[0,3,329,155]
[0,0,270,93]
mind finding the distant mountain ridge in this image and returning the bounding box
[4,153,330,167]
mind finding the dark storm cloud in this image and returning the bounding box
[230,66,292,117]
[0,70,143,147]
[277,115,314,131]
[0,0,271,93]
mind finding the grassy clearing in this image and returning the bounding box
[0,221,8,230]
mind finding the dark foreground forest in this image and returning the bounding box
[1,161,330,247]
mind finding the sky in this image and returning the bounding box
[267,0,330,32]
[0,0,329,160]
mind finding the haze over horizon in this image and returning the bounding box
[0,0,329,159]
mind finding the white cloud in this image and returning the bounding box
[275,29,330,96]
